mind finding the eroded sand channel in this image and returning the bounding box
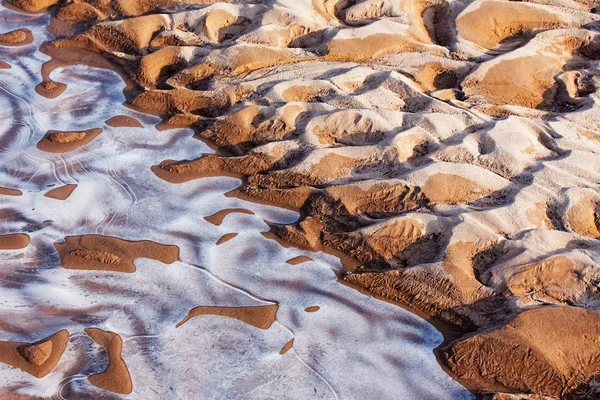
[0,6,472,399]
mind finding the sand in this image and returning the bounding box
[0,330,69,378]
[176,305,279,329]
[279,338,294,355]
[43,184,76,200]
[37,128,103,153]
[104,115,143,128]
[204,208,255,226]
[55,234,180,272]
[0,28,32,46]
[0,187,21,196]
[285,256,313,265]
[215,232,237,245]
[85,328,133,395]
[0,234,29,250]
[7,0,600,397]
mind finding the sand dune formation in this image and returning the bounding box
[4,0,600,397]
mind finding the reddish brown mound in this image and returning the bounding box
[44,184,76,200]
[304,306,320,312]
[85,328,132,395]
[35,80,67,99]
[204,208,255,226]
[0,61,10,69]
[0,28,32,46]
[37,128,103,153]
[444,307,600,397]
[105,115,143,128]
[55,235,180,272]
[0,330,69,378]
[176,305,279,329]
[0,187,21,196]
[0,234,29,250]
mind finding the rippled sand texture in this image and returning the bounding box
[0,6,473,400]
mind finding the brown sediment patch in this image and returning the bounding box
[0,28,33,46]
[0,187,21,196]
[0,330,68,378]
[304,306,320,312]
[34,40,137,100]
[204,208,255,226]
[443,307,600,397]
[55,235,180,272]
[177,304,279,329]
[44,184,76,200]
[37,128,103,153]
[0,61,10,69]
[35,79,67,99]
[152,150,283,183]
[85,328,132,395]
[279,338,294,355]
[105,115,143,128]
[151,158,244,183]
[286,255,313,265]
[216,232,238,245]
[0,233,30,250]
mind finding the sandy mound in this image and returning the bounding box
[177,305,279,329]
[444,307,600,397]
[55,234,180,272]
[0,28,32,46]
[37,128,103,153]
[0,330,69,378]
[85,328,132,395]
[44,184,76,200]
